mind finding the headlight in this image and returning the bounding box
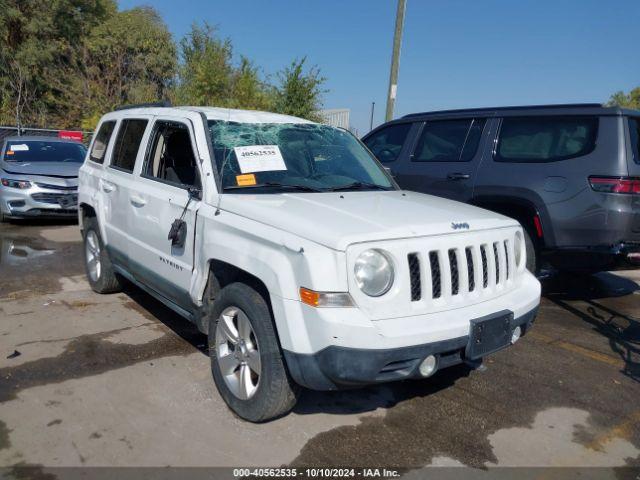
[1,178,31,189]
[354,249,394,297]
[514,231,524,267]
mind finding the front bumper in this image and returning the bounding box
[0,182,78,218]
[284,307,538,390]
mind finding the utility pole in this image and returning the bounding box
[385,0,406,122]
[369,102,375,131]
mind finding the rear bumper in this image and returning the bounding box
[545,241,640,272]
[284,307,538,391]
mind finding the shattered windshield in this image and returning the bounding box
[207,121,395,193]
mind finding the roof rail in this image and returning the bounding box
[402,103,605,119]
[115,100,172,111]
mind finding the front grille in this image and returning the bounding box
[34,182,77,191]
[407,237,513,303]
[448,249,459,295]
[429,251,441,299]
[31,193,67,204]
[408,253,421,301]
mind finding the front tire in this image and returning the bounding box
[209,282,299,422]
[83,217,122,294]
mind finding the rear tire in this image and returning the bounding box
[209,282,299,422]
[83,217,122,294]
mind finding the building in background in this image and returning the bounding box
[318,109,351,132]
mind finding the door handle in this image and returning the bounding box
[447,172,470,181]
[130,195,147,207]
[100,181,115,193]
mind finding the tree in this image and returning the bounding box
[175,23,273,111]
[606,87,640,110]
[272,57,326,122]
[0,0,114,126]
[78,6,176,127]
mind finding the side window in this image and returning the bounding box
[629,117,640,164]
[363,123,411,163]
[413,118,486,162]
[110,119,148,172]
[496,116,598,163]
[89,121,116,164]
[143,121,200,188]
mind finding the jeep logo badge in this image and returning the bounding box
[451,222,470,230]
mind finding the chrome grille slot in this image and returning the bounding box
[465,247,475,292]
[429,251,441,299]
[408,253,421,301]
[504,240,510,280]
[34,182,77,191]
[493,242,500,284]
[481,245,488,288]
[448,249,459,296]
[31,193,67,204]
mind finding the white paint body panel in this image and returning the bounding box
[79,107,541,357]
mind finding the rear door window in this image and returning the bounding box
[413,118,486,162]
[363,123,411,163]
[496,116,598,162]
[110,119,148,172]
[629,117,640,164]
[89,120,116,164]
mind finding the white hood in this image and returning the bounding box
[220,190,519,251]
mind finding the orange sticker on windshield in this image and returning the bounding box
[236,173,256,186]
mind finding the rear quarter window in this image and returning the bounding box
[629,117,640,164]
[89,120,116,164]
[495,116,598,163]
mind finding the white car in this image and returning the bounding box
[78,105,541,422]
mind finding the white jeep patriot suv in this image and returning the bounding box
[79,105,541,422]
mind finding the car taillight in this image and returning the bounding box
[588,176,640,194]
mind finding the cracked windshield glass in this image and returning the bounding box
[208,121,394,193]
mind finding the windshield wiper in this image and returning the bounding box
[328,181,391,192]
[224,182,324,192]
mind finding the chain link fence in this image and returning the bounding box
[0,126,93,146]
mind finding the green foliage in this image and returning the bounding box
[0,9,326,129]
[272,57,326,122]
[606,87,640,110]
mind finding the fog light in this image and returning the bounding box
[511,326,522,344]
[419,355,437,377]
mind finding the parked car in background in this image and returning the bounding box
[363,104,640,275]
[0,136,86,221]
[78,105,540,422]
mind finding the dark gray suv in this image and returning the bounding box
[362,104,640,275]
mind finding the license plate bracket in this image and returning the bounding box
[465,310,514,360]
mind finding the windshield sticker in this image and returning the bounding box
[9,144,29,151]
[236,173,257,186]
[234,145,286,173]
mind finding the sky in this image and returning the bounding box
[119,0,640,135]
